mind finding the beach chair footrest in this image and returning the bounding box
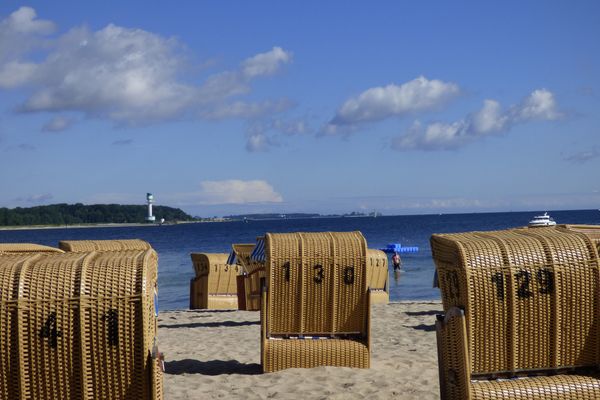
[471,373,600,399]
[263,338,369,373]
[369,290,389,304]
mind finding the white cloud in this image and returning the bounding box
[188,47,292,104]
[197,180,283,204]
[471,100,508,134]
[0,7,55,63]
[246,133,268,152]
[86,181,283,208]
[0,8,293,125]
[242,47,292,78]
[0,61,38,88]
[17,23,196,122]
[563,146,600,164]
[518,89,561,120]
[243,116,312,152]
[392,89,561,151]
[202,99,293,120]
[42,115,72,132]
[324,76,460,133]
[1,7,54,35]
[271,117,312,135]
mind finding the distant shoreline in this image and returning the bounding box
[0,209,597,231]
[0,220,201,231]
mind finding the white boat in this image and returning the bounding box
[528,212,556,227]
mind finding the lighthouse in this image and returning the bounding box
[146,193,156,222]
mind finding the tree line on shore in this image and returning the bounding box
[0,203,193,226]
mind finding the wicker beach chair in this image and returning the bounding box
[432,226,600,399]
[59,239,152,252]
[231,244,255,311]
[231,241,266,311]
[0,248,162,400]
[0,243,64,254]
[246,249,266,312]
[261,231,371,373]
[190,253,240,309]
[367,249,389,304]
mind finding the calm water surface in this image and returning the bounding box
[1,209,598,310]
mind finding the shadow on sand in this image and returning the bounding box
[406,324,436,332]
[164,359,262,375]
[404,310,442,317]
[158,320,259,329]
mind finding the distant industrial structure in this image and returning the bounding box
[146,193,156,222]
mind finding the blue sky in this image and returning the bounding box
[0,1,598,217]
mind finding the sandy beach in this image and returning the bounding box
[159,301,441,400]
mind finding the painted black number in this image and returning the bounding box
[515,270,532,299]
[343,266,355,285]
[282,261,290,282]
[105,309,119,346]
[40,312,62,348]
[491,272,505,301]
[537,268,554,294]
[314,264,324,284]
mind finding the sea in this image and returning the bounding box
[1,209,598,311]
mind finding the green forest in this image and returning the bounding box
[0,204,194,226]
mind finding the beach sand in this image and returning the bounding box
[159,301,442,399]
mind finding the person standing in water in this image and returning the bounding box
[392,252,401,270]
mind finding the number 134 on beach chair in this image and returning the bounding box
[260,231,372,373]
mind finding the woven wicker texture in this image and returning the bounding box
[263,338,370,372]
[232,243,264,311]
[559,224,600,246]
[432,226,600,399]
[366,249,388,304]
[58,239,151,252]
[231,244,255,273]
[471,374,600,399]
[245,267,266,311]
[0,243,64,254]
[261,231,370,372]
[436,308,471,400]
[0,249,162,400]
[190,253,239,310]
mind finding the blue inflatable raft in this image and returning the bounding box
[380,243,419,254]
